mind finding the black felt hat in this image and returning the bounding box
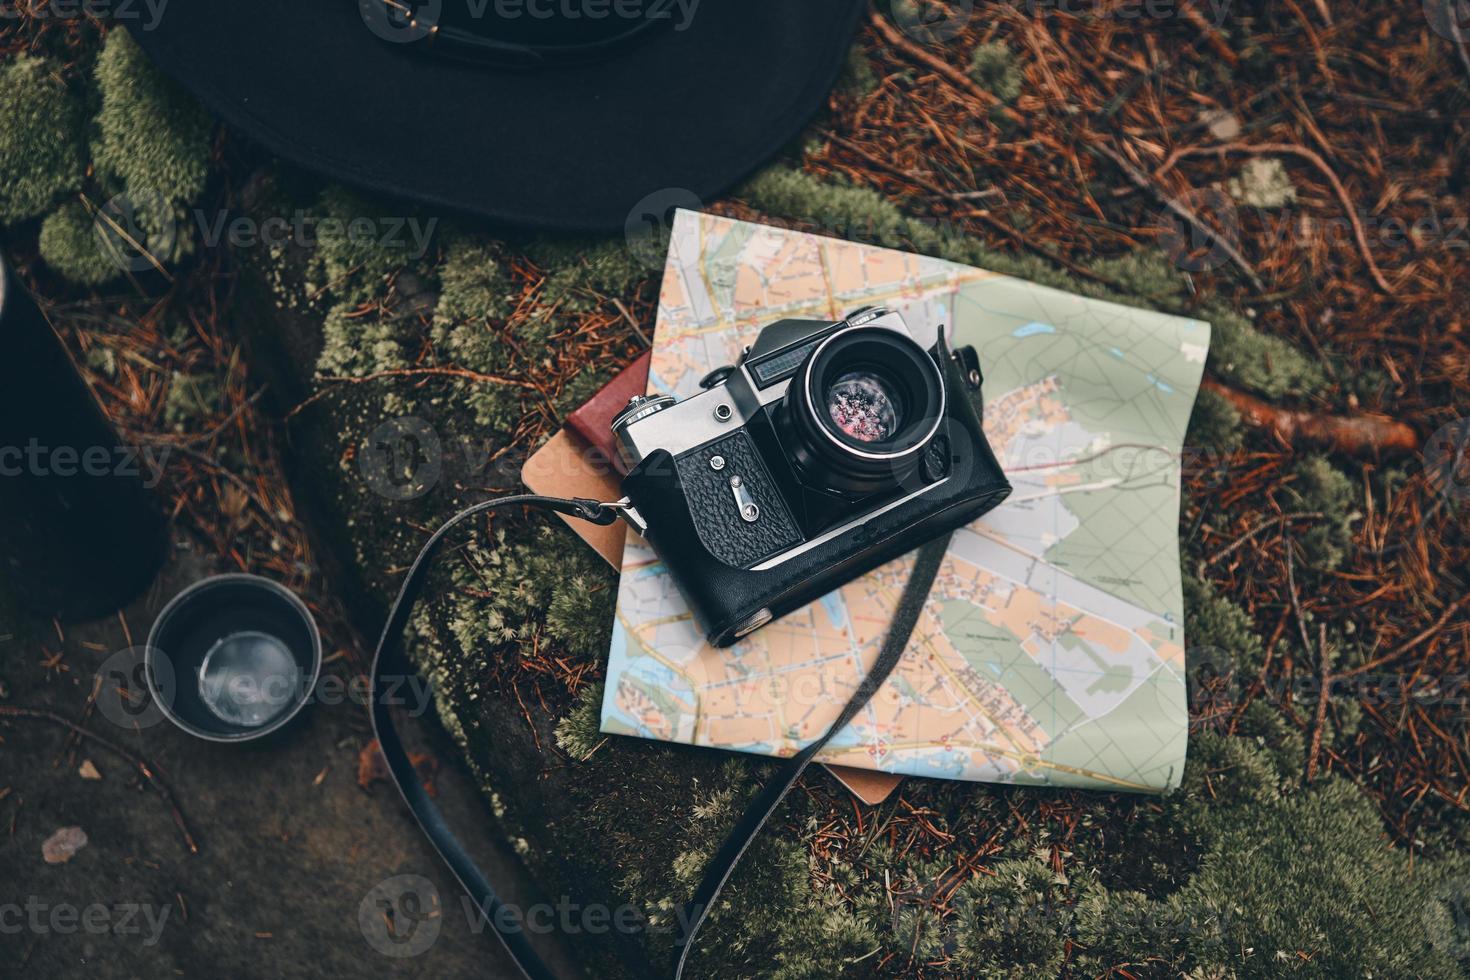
[127,1,867,232]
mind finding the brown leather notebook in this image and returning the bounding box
[522,358,903,806]
[565,351,651,471]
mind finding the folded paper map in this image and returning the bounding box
[600,210,1208,792]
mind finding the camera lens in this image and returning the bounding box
[782,326,945,494]
[825,371,902,443]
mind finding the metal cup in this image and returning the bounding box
[146,574,322,742]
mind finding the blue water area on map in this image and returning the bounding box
[815,726,871,756]
[632,660,680,690]
[819,592,848,630]
[1012,321,1057,338]
[1146,373,1176,394]
[600,622,691,736]
[919,750,968,778]
[1109,346,1125,358]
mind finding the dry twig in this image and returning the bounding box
[1306,623,1333,782]
[1202,378,1419,457]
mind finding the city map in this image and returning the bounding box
[600,210,1208,792]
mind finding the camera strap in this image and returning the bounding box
[370,493,950,979]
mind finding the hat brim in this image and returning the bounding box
[127,1,866,232]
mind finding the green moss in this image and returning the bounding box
[93,29,211,263]
[1208,310,1328,400]
[308,185,419,303]
[0,55,87,223]
[1128,772,1456,975]
[301,186,453,401]
[1184,574,1265,681]
[285,195,516,421]
[39,201,120,285]
[1286,455,1357,571]
[529,237,648,306]
[442,524,616,653]
[949,852,1075,975]
[315,303,416,378]
[460,380,525,433]
[84,344,119,379]
[656,731,1470,977]
[435,237,515,326]
[670,766,879,978]
[544,560,617,655]
[1185,386,1243,453]
[1088,249,1191,302]
[968,41,1023,103]
[94,29,210,199]
[163,370,222,429]
[944,733,1469,977]
[1232,698,1307,778]
[741,166,950,258]
[431,236,516,379]
[839,47,880,100]
[553,682,607,762]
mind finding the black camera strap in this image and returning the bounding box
[370,493,950,979]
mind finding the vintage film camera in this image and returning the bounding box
[611,308,1011,647]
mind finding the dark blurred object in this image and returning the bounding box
[0,255,167,620]
[124,3,866,231]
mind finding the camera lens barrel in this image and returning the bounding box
[782,326,945,494]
